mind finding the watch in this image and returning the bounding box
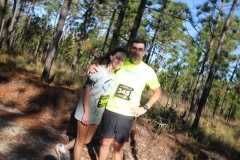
[143,105,150,110]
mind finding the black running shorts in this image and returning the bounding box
[100,109,135,143]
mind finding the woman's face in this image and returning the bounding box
[110,52,126,70]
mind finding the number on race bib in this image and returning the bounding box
[114,84,134,100]
[98,95,109,108]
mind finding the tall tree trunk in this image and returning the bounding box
[71,40,82,70]
[127,0,147,47]
[8,0,19,35]
[219,62,238,114]
[0,0,8,48]
[181,77,194,102]
[227,103,236,121]
[189,0,226,113]
[8,0,21,48]
[212,91,220,117]
[0,0,7,32]
[109,0,129,51]
[191,0,238,129]
[26,2,34,31]
[172,62,181,93]
[146,18,160,64]
[146,1,167,64]
[0,18,4,45]
[34,15,49,56]
[71,0,94,70]
[18,1,34,45]
[101,6,117,54]
[0,0,7,48]
[41,0,71,83]
[9,1,23,48]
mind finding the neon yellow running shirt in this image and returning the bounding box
[106,58,160,116]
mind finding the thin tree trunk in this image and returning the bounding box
[172,62,181,93]
[146,1,167,64]
[101,6,117,54]
[227,103,236,121]
[8,0,22,48]
[189,0,226,113]
[26,2,34,31]
[18,1,34,45]
[8,0,19,33]
[34,16,49,56]
[71,40,82,70]
[220,62,238,114]
[212,91,220,117]
[109,0,129,51]
[0,0,7,48]
[190,1,226,113]
[0,18,5,47]
[41,0,71,83]
[71,1,94,70]
[191,0,238,129]
[9,1,23,48]
[146,20,159,64]
[127,0,147,47]
[0,0,7,31]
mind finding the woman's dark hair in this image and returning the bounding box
[98,47,127,65]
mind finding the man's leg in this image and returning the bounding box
[112,140,124,160]
[99,137,113,160]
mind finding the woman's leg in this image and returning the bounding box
[84,124,99,144]
[74,122,99,160]
[64,139,75,151]
[74,121,90,160]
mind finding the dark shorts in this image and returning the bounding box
[100,109,135,143]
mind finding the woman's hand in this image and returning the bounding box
[81,113,90,126]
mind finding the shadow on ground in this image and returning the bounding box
[147,106,240,160]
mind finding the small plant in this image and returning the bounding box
[6,58,16,66]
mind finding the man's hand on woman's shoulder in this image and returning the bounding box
[87,64,99,75]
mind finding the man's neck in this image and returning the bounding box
[130,59,142,65]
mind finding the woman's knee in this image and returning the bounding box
[75,138,85,146]
[84,139,91,144]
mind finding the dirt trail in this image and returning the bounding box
[0,69,177,159]
[0,103,179,160]
[0,103,228,160]
[0,62,232,160]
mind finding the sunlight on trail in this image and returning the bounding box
[0,104,24,114]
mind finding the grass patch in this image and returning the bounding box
[1,52,86,90]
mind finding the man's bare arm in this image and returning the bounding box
[131,87,162,116]
[145,87,162,109]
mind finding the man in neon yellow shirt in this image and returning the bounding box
[96,39,162,160]
[95,38,162,160]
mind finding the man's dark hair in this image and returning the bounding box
[130,38,146,49]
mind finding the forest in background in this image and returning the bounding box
[0,0,239,158]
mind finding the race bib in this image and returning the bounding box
[114,84,134,100]
[98,95,109,108]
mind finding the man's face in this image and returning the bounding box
[129,43,146,64]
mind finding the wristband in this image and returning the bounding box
[143,105,150,110]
